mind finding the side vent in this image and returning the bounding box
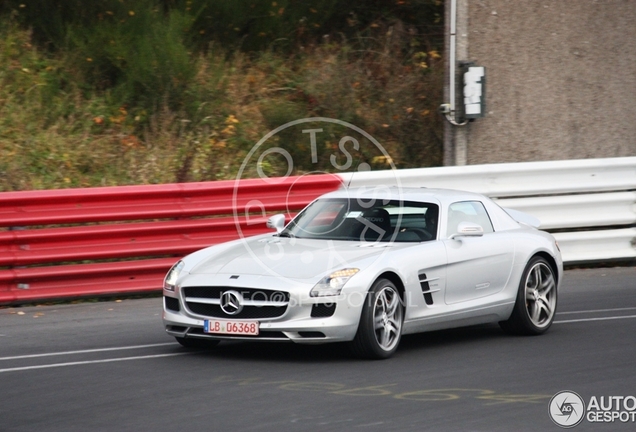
[418,273,438,306]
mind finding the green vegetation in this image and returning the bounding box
[0,0,444,191]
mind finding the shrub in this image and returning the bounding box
[0,1,444,191]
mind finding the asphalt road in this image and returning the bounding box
[1,267,635,432]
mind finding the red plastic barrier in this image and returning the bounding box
[0,174,342,226]
[0,174,342,304]
[0,258,176,304]
[0,216,282,266]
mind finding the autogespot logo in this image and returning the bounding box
[231,117,401,281]
[549,391,585,428]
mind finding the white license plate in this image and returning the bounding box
[204,319,259,336]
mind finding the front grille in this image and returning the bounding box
[187,303,286,319]
[183,286,290,302]
[183,286,290,319]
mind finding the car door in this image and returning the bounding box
[442,201,515,305]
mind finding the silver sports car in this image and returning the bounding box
[163,187,562,359]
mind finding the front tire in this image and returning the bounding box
[500,256,558,335]
[350,278,404,359]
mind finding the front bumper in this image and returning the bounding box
[162,277,365,344]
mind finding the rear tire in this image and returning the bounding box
[350,278,404,359]
[175,337,220,349]
[500,256,557,335]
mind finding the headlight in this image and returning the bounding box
[310,268,359,297]
[164,260,185,291]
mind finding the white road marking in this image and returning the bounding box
[0,342,177,361]
[0,352,191,373]
[554,314,636,324]
[558,306,636,315]
[2,307,635,371]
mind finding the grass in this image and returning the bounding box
[0,9,444,192]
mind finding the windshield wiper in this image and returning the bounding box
[278,232,295,238]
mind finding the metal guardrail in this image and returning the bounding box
[342,156,636,196]
[1,157,634,304]
[499,192,636,264]
[342,156,636,264]
[496,192,636,230]
[552,228,636,263]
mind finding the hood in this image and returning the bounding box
[189,235,398,280]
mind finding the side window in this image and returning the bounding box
[447,201,494,236]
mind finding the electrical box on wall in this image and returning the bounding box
[462,62,486,119]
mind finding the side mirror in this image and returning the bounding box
[449,221,484,240]
[266,214,286,233]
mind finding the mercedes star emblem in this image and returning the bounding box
[220,290,243,315]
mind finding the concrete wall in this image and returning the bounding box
[446,0,636,165]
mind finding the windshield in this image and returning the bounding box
[280,198,439,242]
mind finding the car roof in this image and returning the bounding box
[318,187,489,207]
